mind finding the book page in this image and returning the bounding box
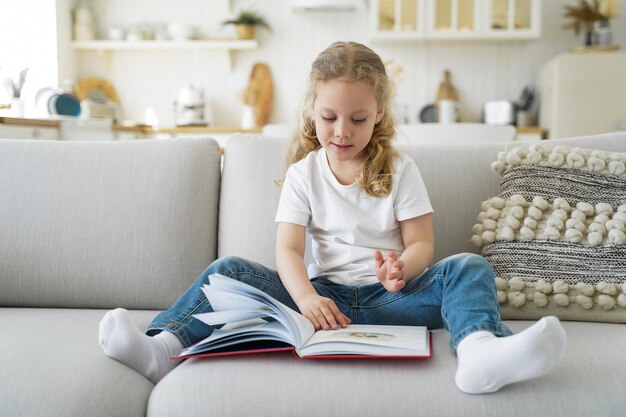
[207,274,315,347]
[297,324,429,358]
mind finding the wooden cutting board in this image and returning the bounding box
[242,63,273,127]
[436,69,459,102]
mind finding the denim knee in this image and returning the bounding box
[447,253,494,275]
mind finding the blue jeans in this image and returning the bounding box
[147,253,511,351]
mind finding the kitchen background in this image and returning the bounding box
[1,0,625,132]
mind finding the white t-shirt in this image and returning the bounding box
[275,148,433,286]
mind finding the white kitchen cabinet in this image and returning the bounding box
[0,124,59,140]
[427,0,480,39]
[370,0,427,40]
[482,0,541,39]
[539,52,626,139]
[369,0,540,41]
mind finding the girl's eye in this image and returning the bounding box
[321,116,335,122]
[352,119,366,124]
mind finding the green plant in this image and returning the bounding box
[222,10,272,32]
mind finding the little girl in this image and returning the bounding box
[99,41,566,394]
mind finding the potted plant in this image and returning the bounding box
[563,0,619,46]
[222,10,272,40]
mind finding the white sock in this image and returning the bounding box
[98,308,183,384]
[455,316,567,394]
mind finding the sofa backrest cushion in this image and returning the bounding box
[0,138,221,309]
[219,134,502,267]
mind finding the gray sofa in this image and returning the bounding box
[1,132,625,417]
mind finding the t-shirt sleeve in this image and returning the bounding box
[394,158,434,221]
[275,164,311,226]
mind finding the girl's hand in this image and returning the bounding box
[295,293,351,331]
[374,250,406,292]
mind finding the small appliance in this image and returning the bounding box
[174,85,206,126]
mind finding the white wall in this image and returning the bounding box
[47,0,626,126]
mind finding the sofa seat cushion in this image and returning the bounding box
[0,308,159,417]
[148,321,626,417]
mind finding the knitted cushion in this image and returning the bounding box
[471,144,626,323]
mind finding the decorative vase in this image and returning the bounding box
[595,19,612,45]
[236,25,255,40]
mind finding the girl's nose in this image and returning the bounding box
[334,119,351,138]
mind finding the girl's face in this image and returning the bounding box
[313,78,383,169]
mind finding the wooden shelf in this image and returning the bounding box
[72,39,257,69]
[72,39,258,50]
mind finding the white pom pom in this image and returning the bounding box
[470,234,484,247]
[508,277,526,291]
[553,280,569,294]
[495,277,508,290]
[587,231,604,246]
[575,294,594,310]
[596,282,618,295]
[477,212,488,222]
[509,206,525,220]
[505,215,521,230]
[566,219,586,233]
[548,153,565,167]
[547,217,565,231]
[497,151,508,162]
[497,226,516,241]
[553,198,571,211]
[508,291,527,308]
[509,194,527,206]
[571,210,587,221]
[608,161,625,176]
[519,227,536,240]
[532,196,549,210]
[527,151,542,164]
[587,156,606,171]
[595,203,613,216]
[491,197,506,209]
[591,150,608,160]
[588,223,606,235]
[613,212,626,222]
[565,228,584,243]
[528,206,543,220]
[483,219,497,231]
[552,208,569,222]
[535,279,553,294]
[608,228,626,245]
[622,282,626,294]
[482,230,496,243]
[567,151,585,169]
[512,146,528,159]
[486,207,501,220]
[594,214,610,225]
[618,205,626,213]
[529,144,546,154]
[523,217,538,230]
[552,146,570,155]
[598,294,616,311]
[492,161,506,174]
[541,226,561,240]
[553,293,570,307]
[497,290,507,303]
[606,220,626,232]
[576,282,595,296]
[618,293,626,308]
[534,292,548,307]
[576,202,595,216]
[472,224,485,235]
[506,152,522,166]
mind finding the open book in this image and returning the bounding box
[173,274,431,360]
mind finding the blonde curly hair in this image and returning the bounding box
[286,41,397,198]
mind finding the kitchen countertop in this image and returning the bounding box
[0,117,261,134]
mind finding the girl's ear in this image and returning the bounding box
[375,109,385,124]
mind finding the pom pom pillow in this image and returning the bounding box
[471,144,626,323]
